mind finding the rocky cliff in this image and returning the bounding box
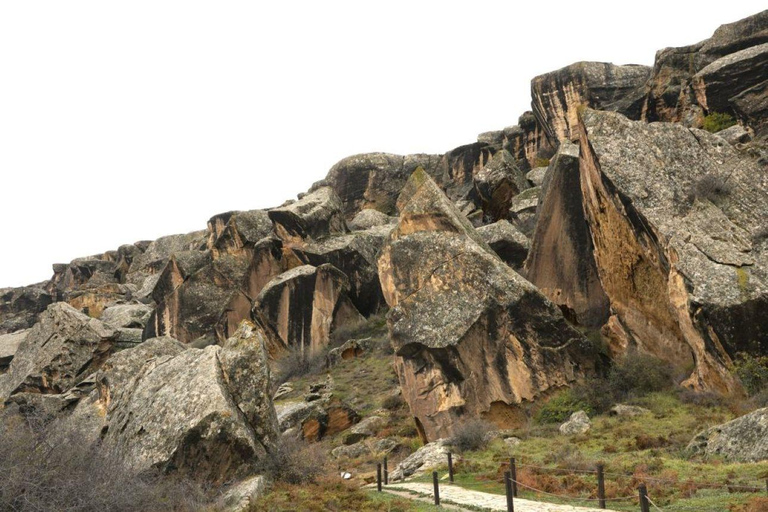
[1,8,767,495]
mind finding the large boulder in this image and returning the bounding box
[99,303,153,329]
[0,329,28,373]
[559,411,591,435]
[477,220,530,271]
[0,284,53,334]
[0,303,117,401]
[528,109,767,394]
[377,169,598,441]
[255,264,363,357]
[268,187,348,243]
[687,408,768,462]
[289,229,388,316]
[74,322,279,484]
[531,62,651,143]
[525,141,610,328]
[321,153,441,218]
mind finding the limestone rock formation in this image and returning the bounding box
[529,109,767,394]
[0,284,52,334]
[390,439,455,481]
[532,62,651,143]
[348,208,395,231]
[687,407,768,462]
[76,322,279,483]
[268,186,348,242]
[477,220,530,271]
[642,10,768,128]
[525,141,610,328]
[0,329,28,373]
[255,264,363,357]
[0,303,117,402]
[378,169,598,441]
[100,303,153,329]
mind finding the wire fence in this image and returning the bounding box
[376,451,768,511]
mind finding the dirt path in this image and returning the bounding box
[378,482,615,511]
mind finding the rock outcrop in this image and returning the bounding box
[378,169,598,441]
[255,264,363,357]
[528,109,767,394]
[0,284,52,334]
[69,322,279,483]
[0,329,28,373]
[477,220,530,271]
[642,10,768,129]
[268,187,348,242]
[531,62,651,143]
[0,303,117,401]
[559,411,591,435]
[687,408,768,462]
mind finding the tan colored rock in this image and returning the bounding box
[378,169,598,441]
[255,264,363,357]
[0,303,117,401]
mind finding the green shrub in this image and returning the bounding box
[535,389,590,424]
[734,352,768,396]
[702,112,736,133]
[534,157,551,167]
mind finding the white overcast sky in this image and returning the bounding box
[1,2,765,288]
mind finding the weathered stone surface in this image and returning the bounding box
[378,169,598,441]
[146,237,285,346]
[609,404,651,417]
[530,109,767,393]
[289,230,387,316]
[642,10,768,124]
[126,230,208,288]
[508,186,542,236]
[716,124,752,144]
[322,153,441,218]
[390,439,455,481]
[77,324,280,484]
[731,79,768,134]
[525,141,610,328]
[348,209,396,231]
[502,112,557,171]
[207,209,274,257]
[0,303,117,402]
[100,303,153,329]
[275,401,320,432]
[300,400,360,442]
[477,220,530,271]
[326,337,376,368]
[0,284,52,334]
[221,475,267,512]
[468,150,530,222]
[0,329,28,373]
[255,264,363,357]
[692,43,768,117]
[268,187,348,242]
[342,415,386,445]
[687,408,768,462]
[526,167,548,186]
[531,62,651,143]
[559,411,591,435]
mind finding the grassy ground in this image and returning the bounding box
[407,391,768,511]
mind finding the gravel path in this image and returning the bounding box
[379,482,616,511]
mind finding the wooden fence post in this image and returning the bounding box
[448,452,454,482]
[505,471,515,512]
[510,457,517,497]
[433,471,440,505]
[597,463,606,509]
[638,484,650,512]
[383,456,388,485]
[376,463,382,492]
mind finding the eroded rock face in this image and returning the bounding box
[687,408,768,462]
[83,322,278,483]
[0,329,28,373]
[268,187,348,242]
[255,264,363,357]
[642,10,768,127]
[477,220,530,271]
[322,153,441,218]
[530,109,766,394]
[378,169,598,441]
[0,285,53,334]
[531,62,651,143]
[525,141,610,328]
[0,303,117,401]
